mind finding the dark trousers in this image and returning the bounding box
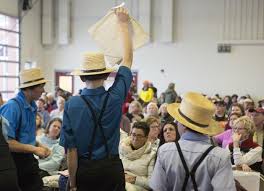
[11,153,43,191]
[0,168,20,191]
[76,157,125,191]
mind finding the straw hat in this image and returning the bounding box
[71,52,115,76]
[167,92,224,136]
[19,68,48,89]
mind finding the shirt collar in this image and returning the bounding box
[81,87,106,96]
[181,131,210,143]
[17,90,37,111]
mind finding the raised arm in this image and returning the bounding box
[115,7,133,69]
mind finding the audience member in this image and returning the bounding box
[159,103,174,126]
[50,96,65,119]
[119,121,156,191]
[158,122,179,148]
[36,98,50,127]
[223,95,232,110]
[163,82,177,104]
[145,102,159,118]
[146,117,161,150]
[213,112,241,148]
[139,80,154,106]
[229,103,245,116]
[46,93,57,113]
[37,118,64,178]
[229,116,263,174]
[126,100,144,123]
[36,113,44,136]
[213,100,228,122]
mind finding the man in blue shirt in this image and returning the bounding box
[150,92,236,191]
[0,68,51,191]
[60,7,133,191]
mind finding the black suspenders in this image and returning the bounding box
[175,142,215,191]
[11,98,22,141]
[80,93,110,160]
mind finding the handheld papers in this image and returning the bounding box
[88,3,149,65]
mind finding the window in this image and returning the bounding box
[0,13,20,100]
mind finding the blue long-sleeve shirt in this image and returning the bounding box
[60,66,132,159]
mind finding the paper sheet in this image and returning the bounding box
[88,2,149,65]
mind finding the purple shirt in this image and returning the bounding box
[214,129,233,148]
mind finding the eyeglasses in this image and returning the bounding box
[150,125,160,129]
[131,133,145,139]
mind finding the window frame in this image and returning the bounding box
[0,12,20,100]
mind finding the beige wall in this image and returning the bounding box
[1,0,264,99]
[0,0,44,74]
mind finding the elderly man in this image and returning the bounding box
[0,68,51,191]
[150,92,236,191]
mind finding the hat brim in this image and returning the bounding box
[167,103,224,136]
[19,79,49,89]
[71,68,115,76]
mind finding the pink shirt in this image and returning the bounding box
[214,129,233,148]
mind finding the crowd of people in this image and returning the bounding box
[0,7,263,191]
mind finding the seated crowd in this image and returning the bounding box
[2,81,263,191]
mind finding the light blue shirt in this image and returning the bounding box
[37,134,64,174]
[0,91,37,145]
[150,131,236,191]
[1,116,9,140]
[60,66,132,159]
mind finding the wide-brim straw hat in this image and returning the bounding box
[167,92,224,136]
[71,52,115,76]
[19,68,49,89]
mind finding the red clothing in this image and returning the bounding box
[122,91,133,114]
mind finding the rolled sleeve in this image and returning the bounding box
[109,66,132,102]
[1,116,9,141]
[233,146,262,166]
[60,103,76,149]
[211,151,236,190]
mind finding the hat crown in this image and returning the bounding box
[180,92,215,126]
[81,52,106,71]
[20,68,44,84]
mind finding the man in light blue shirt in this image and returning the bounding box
[150,92,236,191]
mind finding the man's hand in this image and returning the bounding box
[34,147,50,158]
[115,7,129,24]
[125,174,136,184]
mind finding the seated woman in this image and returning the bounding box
[119,121,156,191]
[158,122,180,148]
[36,112,44,136]
[37,118,65,178]
[144,102,159,118]
[146,116,161,150]
[229,103,245,116]
[159,103,174,126]
[213,112,241,148]
[126,100,144,123]
[229,116,263,174]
